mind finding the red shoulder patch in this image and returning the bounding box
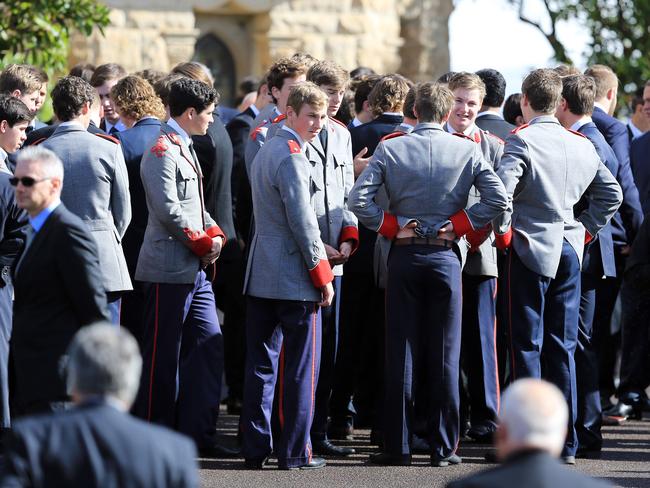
[272,113,287,124]
[473,132,482,143]
[250,122,266,141]
[452,132,474,142]
[287,140,301,154]
[328,116,347,128]
[95,133,120,144]
[150,136,168,158]
[510,123,530,134]
[380,131,406,142]
[485,132,505,145]
[565,128,587,139]
[31,137,48,146]
[167,133,182,145]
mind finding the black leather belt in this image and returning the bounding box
[393,237,454,249]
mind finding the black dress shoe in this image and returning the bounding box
[244,457,268,469]
[198,444,241,458]
[328,417,354,440]
[312,439,356,456]
[431,454,462,467]
[604,401,642,420]
[281,457,327,470]
[368,452,411,466]
[467,424,496,444]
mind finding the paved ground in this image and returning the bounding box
[199,412,650,487]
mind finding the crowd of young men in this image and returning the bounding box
[0,54,648,473]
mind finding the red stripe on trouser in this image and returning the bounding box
[307,305,317,462]
[507,251,516,381]
[147,284,160,421]
[493,280,500,414]
[278,345,285,430]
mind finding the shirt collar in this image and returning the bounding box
[593,101,609,113]
[29,198,61,232]
[59,120,85,130]
[167,118,192,147]
[382,112,402,117]
[446,122,474,136]
[104,119,127,133]
[0,147,7,163]
[250,104,260,117]
[476,110,503,120]
[281,126,305,148]
[628,120,643,139]
[570,116,592,132]
[351,117,362,127]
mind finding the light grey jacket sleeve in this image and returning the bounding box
[577,160,623,237]
[464,145,509,229]
[111,143,131,238]
[493,134,528,235]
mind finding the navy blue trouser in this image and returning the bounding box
[384,244,461,458]
[576,272,602,450]
[0,278,12,428]
[505,241,580,457]
[461,274,499,430]
[135,270,223,448]
[242,296,321,469]
[311,276,341,440]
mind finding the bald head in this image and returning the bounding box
[496,379,568,459]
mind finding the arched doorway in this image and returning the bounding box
[193,34,237,107]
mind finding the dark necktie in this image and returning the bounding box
[319,126,328,153]
[109,126,119,136]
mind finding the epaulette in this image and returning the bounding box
[565,128,587,139]
[510,123,530,134]
[287,140,301,154]
[250,122,267,141]
[380,131,406,142]
[150,136,168,158]
[328,116,347,128]
[272,113,287,124]
[452,132,474,142]
[95,133,120,144]
[485,131,505,145]
[31,137,48,146]
[166,133,182,146]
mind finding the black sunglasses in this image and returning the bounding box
[9,176,52,187]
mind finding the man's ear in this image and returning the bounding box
[606,87,616,101]
[362,100,371,113]
[11,89,21,98]
[0,120,8,134]
[441,109,451,123]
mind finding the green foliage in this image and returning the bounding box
[0,0,110,73]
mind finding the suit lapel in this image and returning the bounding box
[13,206,61,280]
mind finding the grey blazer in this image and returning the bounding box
[494,116,623,278]
[349,122,508,254]
[135,124,220,284]
[42,124,132,293]
[244,107,282,176]
[244,128,333,302]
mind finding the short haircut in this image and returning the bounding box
[291,52,318,70]
[448,72,487,102]
[500,379,568,455]
[66,323,142,406]
[239,75,260,94]
[133,69,167,88]
[335,89,355,126]
[168,77,218,118]
[629,86,645,111]
[350,66,376,79]
[403,86,416,119]
[0,64,45,95]
[266,57,308,96]
[503,93,523,125]
[437,71,457,84]
[368,74,411,116]
[16,146,64,181]
[353,74,381,113]
[69,63,96,83]
[476,68,507,107]
[561,74,596,116]
[553,64,581,77]
[171,62,213,88]
[286,81,328,116]
[584,64,618,100]
[89,63,127,88]
[307,60,349,90]
[0,95,34,126]
[521,68,563,114]
[154,73,184,107]
[51,75,96,121]
[414,82,454,123]
[111,75,166,121]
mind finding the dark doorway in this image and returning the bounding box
[193,33,236,107]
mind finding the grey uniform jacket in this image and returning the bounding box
[244,107,282,176]
[244,128,333,302]
[136,124,223,284]
[349,122,508,255]
[306,117,358,276]
[42,124,132,293]
[494,115,623,278]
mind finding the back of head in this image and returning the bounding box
[353,74,381,114]
[307,60,349,90]
[368,74,411,116]
[561,74,596,116]
[168,77,218,118]
[584,64,618,100]
[66,322,142,407]
[0,64,45,95]
[554,64,581,77]
[476,68,507,108]
[69,63,96,83]
[403,86,417,120]
[89,63,126,88]
[350,66,376,79]
[521,68,563,114]
[436,71,457,85]
[154,73,185,108]
[111,75,166,121]
[499,379,568,457]
[414,82,454,123]
[503,93,523,125]
[51,76,96,121]
[171,61,214,88]
[290,52,318,70]
[0,94,34,126]
[133,69,167,88]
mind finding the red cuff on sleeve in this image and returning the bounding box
[585,230,593,245]
[378,212,399,239]
[206,225,227,245]
[309,259,334,288]
[466,225,491,252]
[183,228,213,257]
[449,210,474,237]
[339,226,360,254]
[495,227,513,250]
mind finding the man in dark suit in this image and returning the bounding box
[630,81,650,214]
[10,146,109,417]
[447,379,611,488]
[475,69,515,140]
[1,322,198,488]
[584,65,644,411]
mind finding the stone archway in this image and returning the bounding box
[192,33,237,105]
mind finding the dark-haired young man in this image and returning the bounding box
[134,78,235,458]
[475,69,515,140]
[90,63,127,134]
[0,96,32,173]
[40,76,131,325]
